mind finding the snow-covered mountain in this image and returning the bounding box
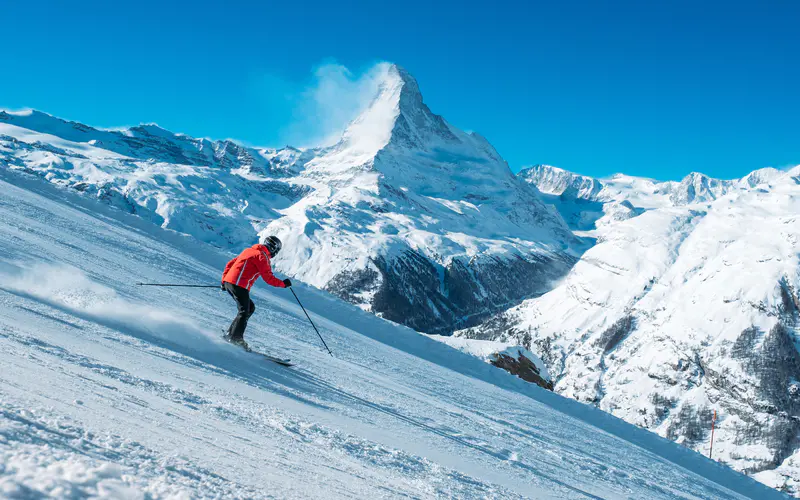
[0,109,311,248]
[268,65,579,333]
[0,64,579,335]
[0,148,783,499]
[461,163,800,494]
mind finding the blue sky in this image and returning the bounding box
[2,0,798,180]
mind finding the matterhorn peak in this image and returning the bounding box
[335,63,461,159]
[390,64,424,107]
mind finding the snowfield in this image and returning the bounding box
[0,164,784,497]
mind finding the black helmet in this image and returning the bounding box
[261,235,282,257]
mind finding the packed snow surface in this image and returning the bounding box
[0,165,784,497]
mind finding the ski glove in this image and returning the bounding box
[283,278,292,288]
[221,283,226,290]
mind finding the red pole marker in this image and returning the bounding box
[709,409,717,460]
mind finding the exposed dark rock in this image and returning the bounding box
[779,277,800,319]
[731,326,760,359]
[491,349,553,390]
[649,393,678,424]
[594,315,635,353]
[457,316,566,378]
[666,403,715,445]
[30,141,88,159]
[325,248,576,335]
[253,180,311,202]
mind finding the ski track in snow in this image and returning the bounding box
[0,169,786,498]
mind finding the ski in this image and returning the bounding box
[253,352,294,367]
[222,335,294,366]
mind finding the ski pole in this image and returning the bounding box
[136,282,220,288]
[289,287,333,356]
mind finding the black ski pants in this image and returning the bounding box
[224,282,255,340]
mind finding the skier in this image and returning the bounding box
[221,235,291,350]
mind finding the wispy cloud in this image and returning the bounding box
[257,61,388,148]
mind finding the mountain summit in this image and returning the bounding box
[270,64,580,332]
[333,64,454,158]
[310,63,507,183]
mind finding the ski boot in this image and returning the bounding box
[223,334,251,352]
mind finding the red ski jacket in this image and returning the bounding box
[222,244,286,291]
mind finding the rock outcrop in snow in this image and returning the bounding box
[427,335,553,390]
[490,349,554,390]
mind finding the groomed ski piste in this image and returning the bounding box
[0,169,785,499]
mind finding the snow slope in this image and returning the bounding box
[0,161,783,497]
[464,164,800,495]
